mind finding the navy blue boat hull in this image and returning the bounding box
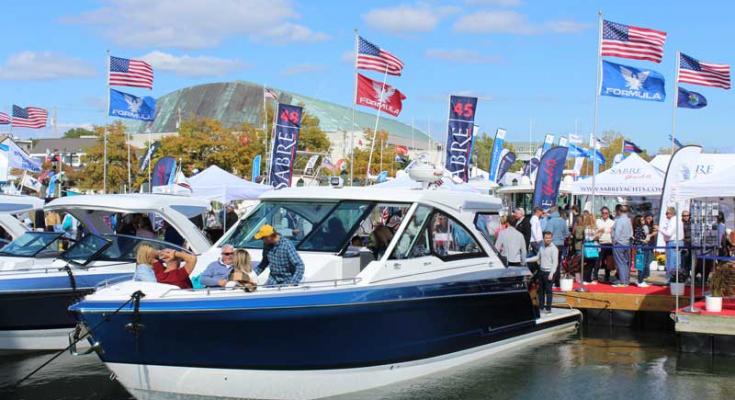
[71,273,575,370]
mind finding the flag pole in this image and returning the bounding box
[147,130,152,193]
[262,84,269,182]
[365,65,389,183]
[103,50,110,194]
[351,29,359,186]
[671,51,680,154]
[591,11,603,214]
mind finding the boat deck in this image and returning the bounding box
[674,299,735,355]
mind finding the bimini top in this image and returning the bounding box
[260,187,503,212]
[46,194,212,253]
[0,194,44,213]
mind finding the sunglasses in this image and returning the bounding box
[221,252,234,256]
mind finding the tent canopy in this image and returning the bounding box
[188,165,271,203]
[674,167,735,201]
[572,153,663,196]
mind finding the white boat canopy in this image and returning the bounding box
[571,153,663,197]
[0,194,43,240]
[45,194,212,253]
[188,165,271,203]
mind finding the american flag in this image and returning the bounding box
[108,56,154,89]
[623,140,643,154]
[12,105,47,129]
[678,53,731,90]
[356,36,404,76]
[264,87,278,100]
[601,20,666,63]
[0,112,9,125]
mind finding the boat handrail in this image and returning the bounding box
[95,274,136,289]
[157,276,364,298]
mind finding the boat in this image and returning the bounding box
[69,174,581,400]
[0,193,211,350]
[0,194,44,246]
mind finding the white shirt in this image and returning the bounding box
[530,215,543,243]
[596,218,615,244]
[660,215,684,242]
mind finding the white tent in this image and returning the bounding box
[651,153,735,177]
[674,167,735,201]
[188,165,271,203]
[571,153,663,196]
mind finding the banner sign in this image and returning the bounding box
[251,154,262,182]
[573,157,585,176]
[496,150,516,182]
[0,139,42,173]
[601,60,665,102]
[109,88,156,121]
[656,145,703,247]
[269,103,303,189]
[558,136,569,147]
[541,134,555,155]
[532,146,569,209]
[151,156,176,187]
[139,141,160,172]
[525,147,542,178]
[488,128,506,182]
[444,95,478,182]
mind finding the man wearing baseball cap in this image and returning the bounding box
[252,224,305,285]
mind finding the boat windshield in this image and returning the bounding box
[0,232,66,258]
[62,234,188,266]
[222,200,409,253]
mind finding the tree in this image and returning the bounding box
[63,127,95,138]
[70,121,138,192]
[347,129,404,183]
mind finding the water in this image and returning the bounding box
[1,326,734,400]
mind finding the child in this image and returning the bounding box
[527,231,559,315]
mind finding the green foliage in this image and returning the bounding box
[63,127,95,138]
[70,121,137,192]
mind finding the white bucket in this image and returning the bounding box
[706,296,723,312]
[670,282,686,296]
[560,278,574,292]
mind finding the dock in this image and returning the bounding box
[674,299,735,356]
[554,283,698,312]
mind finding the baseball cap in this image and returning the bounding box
[253,224,276,240]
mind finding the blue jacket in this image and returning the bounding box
[199,260,232,287]
[545,212,569,246]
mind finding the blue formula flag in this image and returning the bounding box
[601,60,665,102]
[568,143,589,159]
[109,88,156,121]
[532,146,568,210]
[269,104,302,189]
[445,95,478,182]
[677,87,707,109]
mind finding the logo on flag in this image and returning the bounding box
[445,95,477,182]
[109,56,154,89]
[601,20,667,63]
[356,36,404,76]
[601,60,665,102]
[109,89,156,121]
[677,87,707,109]
[355,73,406,117]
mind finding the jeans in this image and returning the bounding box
[638,250,652,283]
[666,240,682,281]
[598,245,612,282]
[583,257,597,282]
[537,271,553,311]
[613,244,630,284]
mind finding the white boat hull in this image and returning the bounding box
[0,327,81,351]
[105,310,579,400]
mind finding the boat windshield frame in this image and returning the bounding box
[221,199,410,253]
[0,231,67,258]
[61,233,190,267]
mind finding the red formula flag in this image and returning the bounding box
[355,73,406,117]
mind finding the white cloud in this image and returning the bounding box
[281,63,326,76]
[139,51,246,77]
[363,4,459,34]
[465,0,522,6]
[425,49,501,64]
[453,11,589,35]
[0,51,96,80]
[63,0,328,49]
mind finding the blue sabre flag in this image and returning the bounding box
[109,88,156,121]
[677,87,707,109]
[601,60,665,102]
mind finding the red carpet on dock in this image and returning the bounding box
[678,299,735,317]
[554,282,706,297]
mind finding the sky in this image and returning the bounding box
[1,0,734,153]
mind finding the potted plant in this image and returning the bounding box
[707,263,735,312]
[670,270,688,296]
[560,253,580,292]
